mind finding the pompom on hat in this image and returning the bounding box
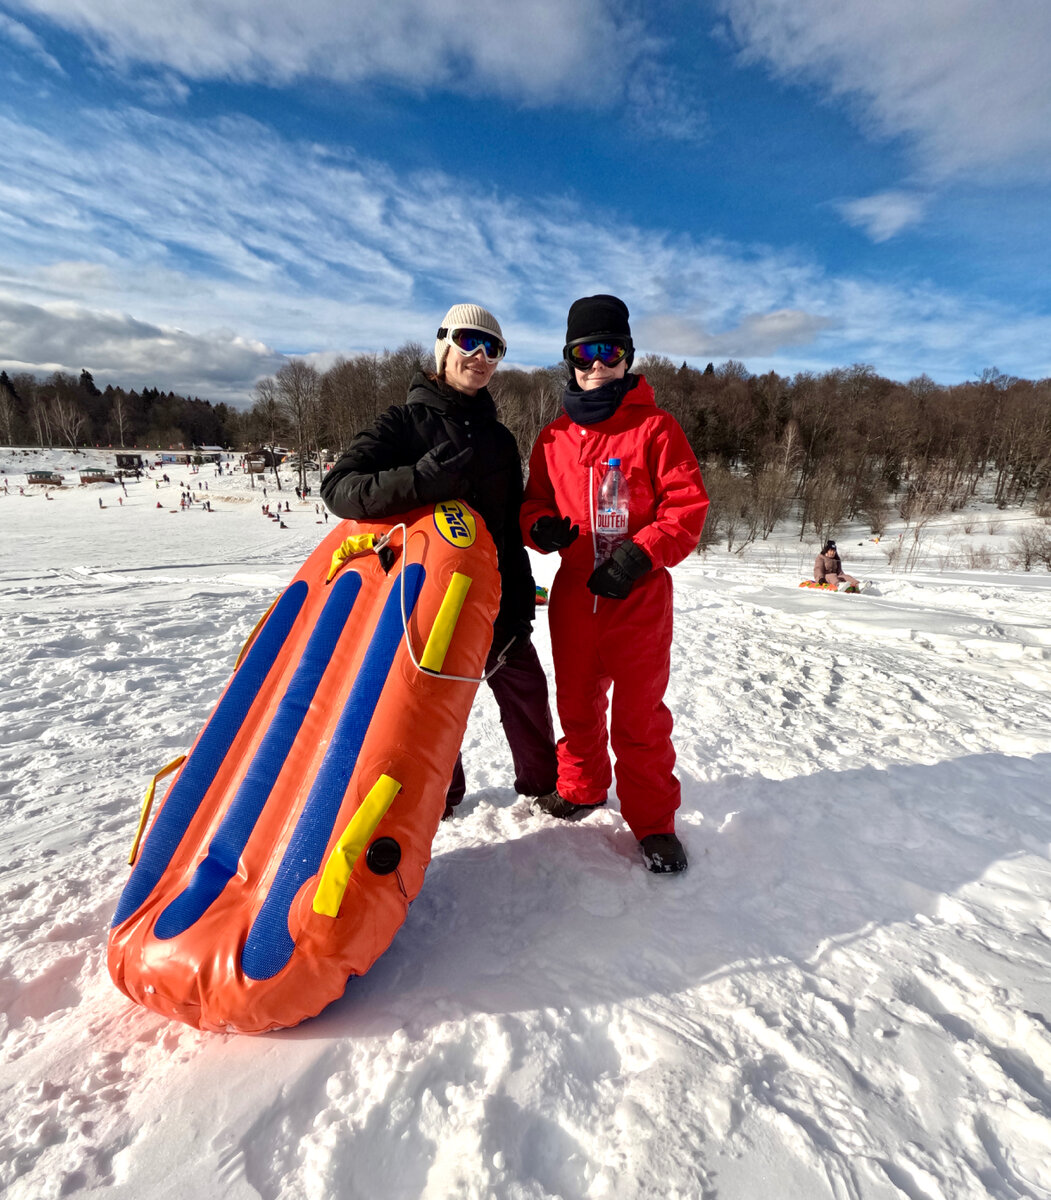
[564,294,634,369]
[435,303,505,375]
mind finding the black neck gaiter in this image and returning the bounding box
[562,375,635,426]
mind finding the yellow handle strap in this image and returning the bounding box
[128,756,186,865]
[326,534,378,583]
[313,775,402,917]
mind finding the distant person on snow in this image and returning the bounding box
[521,294,709,875]
[321,302,558,819]
[814,540,859,590]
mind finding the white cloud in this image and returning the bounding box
[625,62,708,143]
[1,103,1049,400]
[716,0,1051,180]
[636,309,834,359]
[837,190,926,242]
[0,11,64,72]
[0,297,283,403]
[3,0,644,106]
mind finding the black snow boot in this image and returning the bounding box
[639,833,688,874]
[531,792,606,821]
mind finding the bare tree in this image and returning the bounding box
[801,473,851,544]
[275,360,322,494]
[0,374,17,445]
[491,365,563,462]
[750,462,793,540]
[49,394,88,451]
[17,375,52,448]
[699,463,755,553]
[376,342,429,411]
[109,390,132,448]
[320,354,382,454]
[249,376,288,491]
[1011,524,1051,571]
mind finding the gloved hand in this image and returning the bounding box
[530,514,579,552]
[587,541,652,599]
[415,441,474,503]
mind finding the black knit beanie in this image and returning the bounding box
[566,294,631,343]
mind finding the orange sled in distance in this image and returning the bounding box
[108,502,500,1033]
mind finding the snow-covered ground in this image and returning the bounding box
[2,448,1050,1200]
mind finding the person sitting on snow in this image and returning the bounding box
[814,540,860,590]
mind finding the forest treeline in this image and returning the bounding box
[3,350,1050,547]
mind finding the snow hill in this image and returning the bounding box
[2,448,1050,1200]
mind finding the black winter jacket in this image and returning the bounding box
[321,373,536,632]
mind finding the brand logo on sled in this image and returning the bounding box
[433,501,476,547]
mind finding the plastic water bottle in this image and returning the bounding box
[595,458,629,563]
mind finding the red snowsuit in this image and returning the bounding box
[521,376,709,839]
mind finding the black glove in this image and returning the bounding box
[530,514,579,552]
[415,441,474,503]
[587,541,652,599]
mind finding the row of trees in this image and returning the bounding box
[240,351,1050,543]
[0,369,239,451]
[5,353,1050,545]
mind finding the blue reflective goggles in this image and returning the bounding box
[444,327,506,362]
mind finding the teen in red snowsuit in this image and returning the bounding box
[522,298,707,870]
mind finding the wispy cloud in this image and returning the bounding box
[0,11,64,72]
[716,0,1051,181]
[4,0,644,105]
[837,190,926,242]
[636,309,833,359]
[1,103,1048,399]
[625,62,709,143]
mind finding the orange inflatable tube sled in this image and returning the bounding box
[798,580,859,593]
[108,502,500,1033]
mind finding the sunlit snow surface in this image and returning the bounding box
[2,448,1050,1200]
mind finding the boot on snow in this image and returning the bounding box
[639,833,688,874]
[531,792,606,821]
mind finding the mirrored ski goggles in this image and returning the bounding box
[564,338,631,369]
[443,327,506,362]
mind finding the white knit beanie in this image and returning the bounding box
[434,303,505,375]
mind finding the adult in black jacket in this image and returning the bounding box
[321,302,558,817]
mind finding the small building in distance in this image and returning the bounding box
[115,453,145,473]
[28,470,64,486]
[79,467,116,484]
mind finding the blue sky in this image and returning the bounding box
[1,0,1049,406]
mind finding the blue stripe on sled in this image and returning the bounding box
[241,564,425,981]
[111,581,308,928]
[152,572,363,940]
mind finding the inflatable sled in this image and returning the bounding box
[109,502,500,1033]
[798,580,860,594]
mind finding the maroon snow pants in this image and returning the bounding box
[445,635,558,807]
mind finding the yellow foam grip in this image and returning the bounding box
[326,534,377,583]
[313,774,402,917]
[128,756,187,865]
[419,572,472,672]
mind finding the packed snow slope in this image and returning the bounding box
[2,449,1051,1200]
